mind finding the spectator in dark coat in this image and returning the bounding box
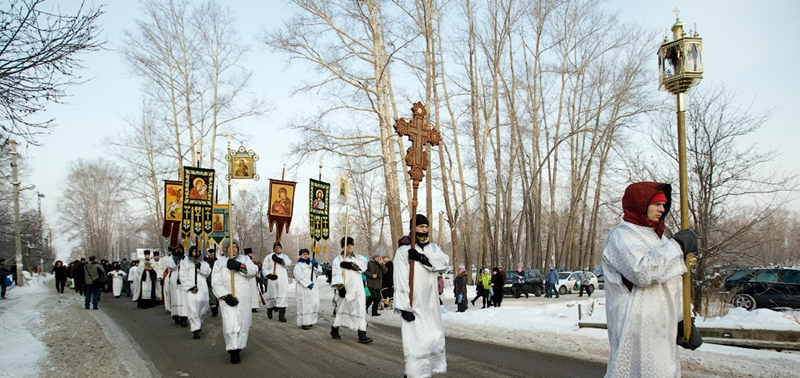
[53,260,68,294]
[453,267,468,312]
[490,267,505,307]
[365,253,388,316]
[0,258,11,299]
[74,259,86,295]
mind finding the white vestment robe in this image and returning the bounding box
[394,241,449,378]
[211,254,258,351]
[156,257,170,310]
[330,253,368,331]
[179,257,211,332]
[167,257,187,317]
[602,221,687,378]
[293,260,322,326]
[108,270,126,296]
[262,253,292,309]
[129,265,140,302]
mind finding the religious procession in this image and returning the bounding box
[13,0,799,377]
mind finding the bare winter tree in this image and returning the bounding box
[56,159,130,259]
[648,84,797,312]
[0,0,104,145]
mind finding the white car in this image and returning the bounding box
[557,271,598,295]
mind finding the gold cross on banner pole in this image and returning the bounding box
[393,102,441,307]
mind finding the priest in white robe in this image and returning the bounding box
[262,242,292,322]
[156,250,170,311]
[180,246,211,339]
[293,248,322,329]
[244,248,262,313]
[107,264,127,298]
[129,261,140,302]
[211,240,258,364]
[394,214,449,378]
[166,247,188,326]
[602,182,698,378]
[330,236,372,343]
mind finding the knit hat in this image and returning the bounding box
[372,252,382,258]
[410,214,429,230]
[649,190,667,205]
[299,248,310,256]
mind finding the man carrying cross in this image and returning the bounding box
[393,103,449,377]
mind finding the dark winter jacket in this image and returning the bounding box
[366,259,388,289]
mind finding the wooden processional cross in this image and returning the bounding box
[393,102,441,306]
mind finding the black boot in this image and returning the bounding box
[192,330,201,339]
[228,349,241,364]
[180,316,188,327]
[211,305,218,317]
[330,326,341,340]
[357,330,373,344]
[267,307,273,319]
[278,308,287,322]
[173,315,180,325]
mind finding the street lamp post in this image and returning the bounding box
[658,8,703,343]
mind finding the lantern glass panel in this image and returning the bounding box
[685,42,703,73]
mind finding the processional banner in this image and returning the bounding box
[309,179,330,242]
[210,204,230,245]
[267,179,297,240]
[182,167,215,236]
[162,180,183,247]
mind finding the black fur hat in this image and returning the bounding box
[340,236,354,248]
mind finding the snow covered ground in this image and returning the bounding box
[3,274,800,377]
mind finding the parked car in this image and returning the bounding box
[557,271,598,295]
[724,268,800,310]
[503,268,544,297]
[593,266,604,290]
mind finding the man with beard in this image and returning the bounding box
[211,239,258,364]
[262,242,292,321]
[205,249,219,317]
[180,245,211,339]
[394,214,450,378]
[137,259,158,309]
[166,246,188,326]
[330,236,372,344]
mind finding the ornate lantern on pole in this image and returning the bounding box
[658,8,703,345]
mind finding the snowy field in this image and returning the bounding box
[3,274,800,377]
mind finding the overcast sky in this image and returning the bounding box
[17,0,799,259]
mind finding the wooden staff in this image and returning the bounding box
[394,102,441,306]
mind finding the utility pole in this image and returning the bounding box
[11,140,23,285]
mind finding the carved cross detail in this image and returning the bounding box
[393,102,441,181]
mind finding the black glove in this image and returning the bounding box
[400,310,416,322]
[340,261,353,270]
[226,259,242,271]
[408,249,431,267]
[195,263,201,270]
[189,286,198,294]
[267,274,278,280]
[673,228,698,255]
[338,287,346,297]
[223,295,239,307]
[676,319,703,350]
[271,254,285,264]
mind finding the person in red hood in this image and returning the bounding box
[602,182,699,378]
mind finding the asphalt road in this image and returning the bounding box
[101,295,607,378]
